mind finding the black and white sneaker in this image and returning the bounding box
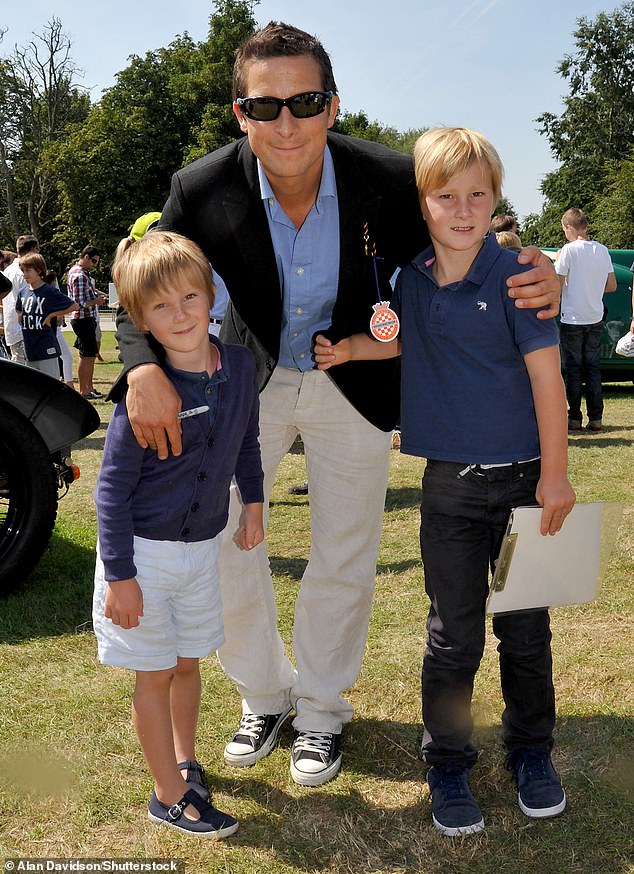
[290,730,342,786]
[224,707,293,767]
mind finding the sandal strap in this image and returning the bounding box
[177,759,209,788]
[166,788,211,822]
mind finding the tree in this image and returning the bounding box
[492,196,517,219]
[333,110,425,154]
[51,0,257,260]
[0,19,89,247]
[531,2,634,245]
[593,151,634,249]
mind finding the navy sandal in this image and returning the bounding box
[148,788,238,838]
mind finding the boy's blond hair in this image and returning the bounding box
[561,207,587,230]
[496,231,522,250]
[413,127,504,204]
[113,231,215,330]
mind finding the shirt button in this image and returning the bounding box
[293,332,298,338]
[197,473,207,481]
[297,267,305,276]
[268,198,274,206]
[296,308,303,315]
[207,438,214,447]
[181,528,190,537]
[300,353,305,359]
[191,503,199,512]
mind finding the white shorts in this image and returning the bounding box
[93,535,225,671]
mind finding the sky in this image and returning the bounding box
[2,0,625,219]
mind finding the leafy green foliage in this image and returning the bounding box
[333,110,425,154]
[531,2,634,246]
[52,1,257,261]
[0,19,90,258]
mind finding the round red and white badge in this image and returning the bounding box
[370,301,400,342]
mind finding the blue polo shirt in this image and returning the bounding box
[393,234,559,464]
[258,147,339,370]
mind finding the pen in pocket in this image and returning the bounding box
[177,405,210,420]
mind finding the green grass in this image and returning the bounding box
[0,332,632,873]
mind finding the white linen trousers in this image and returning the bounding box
[216,366,391,733]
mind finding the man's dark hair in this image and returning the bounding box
[81,245,101,258]
[15,235,39,256]
[489,214,517,233]
[233,21,337,100]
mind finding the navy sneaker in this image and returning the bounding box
[427,764,485,836]
[224,707,293,767]
[506,748,566,818]
[148,788,238,839]
[290,730,343,786]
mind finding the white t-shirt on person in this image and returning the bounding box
[555,239,614,325]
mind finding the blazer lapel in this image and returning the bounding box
[222,141,282,354]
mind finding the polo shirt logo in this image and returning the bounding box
[477,301,488,311]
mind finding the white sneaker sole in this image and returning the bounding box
[290,752,342,787]
[432,813,485,837]
[148,812,239,839]
[224,706,293,767]
[518,789,566,818]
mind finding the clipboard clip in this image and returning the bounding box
[491,533,518,592]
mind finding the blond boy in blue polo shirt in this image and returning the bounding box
[314,127,575,837]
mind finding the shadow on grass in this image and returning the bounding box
[0,528,94,643]
[568,432,634,448]
[603,383,634,397]
[208,713,634,873]
[270,556,422,580]
[385,486,421,510]
[273,486,421,511]
[269,556,307,581]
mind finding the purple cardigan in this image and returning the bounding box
[95,339,263,582]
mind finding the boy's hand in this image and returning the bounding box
[535,475,576,535]
[507,247,560,318]
[313,334,352,370]
[126,364,182,459]
[104,578,144,628]
[234,503,264,551]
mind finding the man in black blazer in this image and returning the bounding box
[114,22,561,788]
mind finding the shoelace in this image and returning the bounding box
[436,765,470,800]
[236,713,267,740]
[517,749,550,780]
[293,731,332,755]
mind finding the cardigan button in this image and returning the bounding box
[181,528,190,537]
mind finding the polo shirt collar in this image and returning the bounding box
[412,232,503,288]
[164,335,229,384]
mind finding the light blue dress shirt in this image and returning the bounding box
[257,147,340,370]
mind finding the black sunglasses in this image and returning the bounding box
[236,90,333,122]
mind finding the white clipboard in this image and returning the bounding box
[487,502,623,614]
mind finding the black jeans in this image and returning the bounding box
[419,459,555,768]
[560,321,604,422]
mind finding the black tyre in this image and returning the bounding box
[0,400,58,595]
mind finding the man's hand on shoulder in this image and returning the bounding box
[126,364,183,459]
[507,246,560,319]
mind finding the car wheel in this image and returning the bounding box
[0,400,58,595]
